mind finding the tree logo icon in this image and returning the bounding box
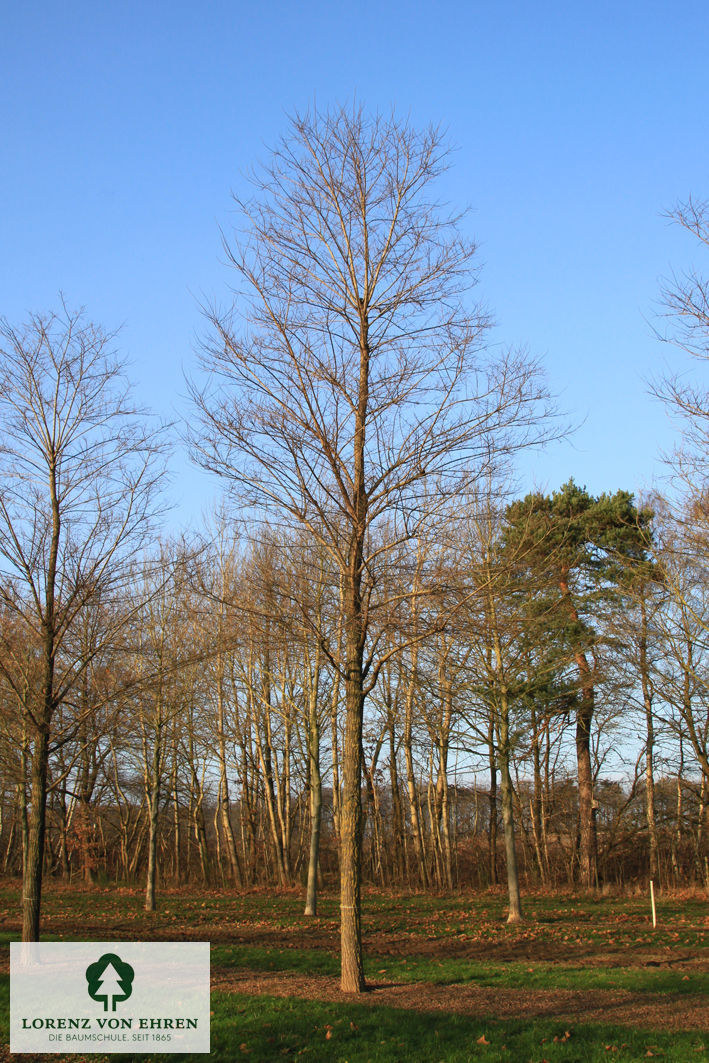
[85,953,135,1012]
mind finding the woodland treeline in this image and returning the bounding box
[2,106,709,989]
[2,481,709,905]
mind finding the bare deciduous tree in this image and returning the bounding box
[190,105,552,991]
[0,303,166,940]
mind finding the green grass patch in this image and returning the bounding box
[206,993,709,1063]
[4,992,703,1063]
[1,883,707,954]
[212,943,340,977]
[212,943,707,994]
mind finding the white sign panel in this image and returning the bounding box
[11,942,210,1054]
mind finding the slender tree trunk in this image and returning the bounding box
[329,599,346,854]
[639,594,660,883]
[3,816,17,875]
[490,618,523,923]
[304,689,322,916]
[575,684,597,888]
[541,717,552,882]
[672,737,684,885]
[22,449,61,941]
[403,649,428,889]
[695,776,707,884]
[487,719,498,886]
[498,745,522,921]
[276,703,293,882]
[144,720,162,912]
[387,711,405,882]
[216,675,241,887]
[254,722,288,887]
[560,569,597,888]
[22,725,50,940]
[236,731,258,886]
[362,757,384,883]
[330,667,342,852]
[58,791,71,881]
[192,778,210,885]
[129,809,149,878]
[171,737,182,884]
[437,674,454,890]
[19,727,29,881]
[340,687,364,990]
[339,571,366,992]
[529,702,548,885]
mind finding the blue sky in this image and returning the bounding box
[3,0,708,523]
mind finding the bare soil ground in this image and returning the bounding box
[13,914,707,971]
[212,966,709,1032]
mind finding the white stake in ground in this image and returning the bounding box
[650,879,657,929]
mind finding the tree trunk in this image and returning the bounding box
[490,620,523,922]
[304,691,322,916]
[22,725,50,940]
[487,719,498,886]
[340,676,364,989]
[254,718,288,887]
[436,675,454,890]
[560,568,597,888]
[144,726,161,912]
[216,675,241,887]
[499,745,523,922]
[171,738,182,884]
[387,711,405,882]
[403,649,428,889]
[20,728,29,880]
[339,573,366,992]
[575,684,597,888]
[337,301,372,993]
[192,780,210,885]
[330,668,342,852]
[639,594,660,883]
[529,701,548,885]
[23,462,60,941]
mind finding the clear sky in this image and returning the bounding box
[3,0,708,523]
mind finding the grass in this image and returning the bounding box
[211,942,709,994]
[204,993,709,1063]
[213,993,709,1063]
[1,883,708,1060]
[1,990,708,1062]
[2,881,706,951]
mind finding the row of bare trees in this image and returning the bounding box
[2,490,709,890]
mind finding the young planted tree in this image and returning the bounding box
[190,105,551,990]
[0,304,166,939]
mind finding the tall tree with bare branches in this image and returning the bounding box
[190,105,552,991]
[0,303,166,940]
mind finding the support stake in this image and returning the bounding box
[650,879,657,929]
